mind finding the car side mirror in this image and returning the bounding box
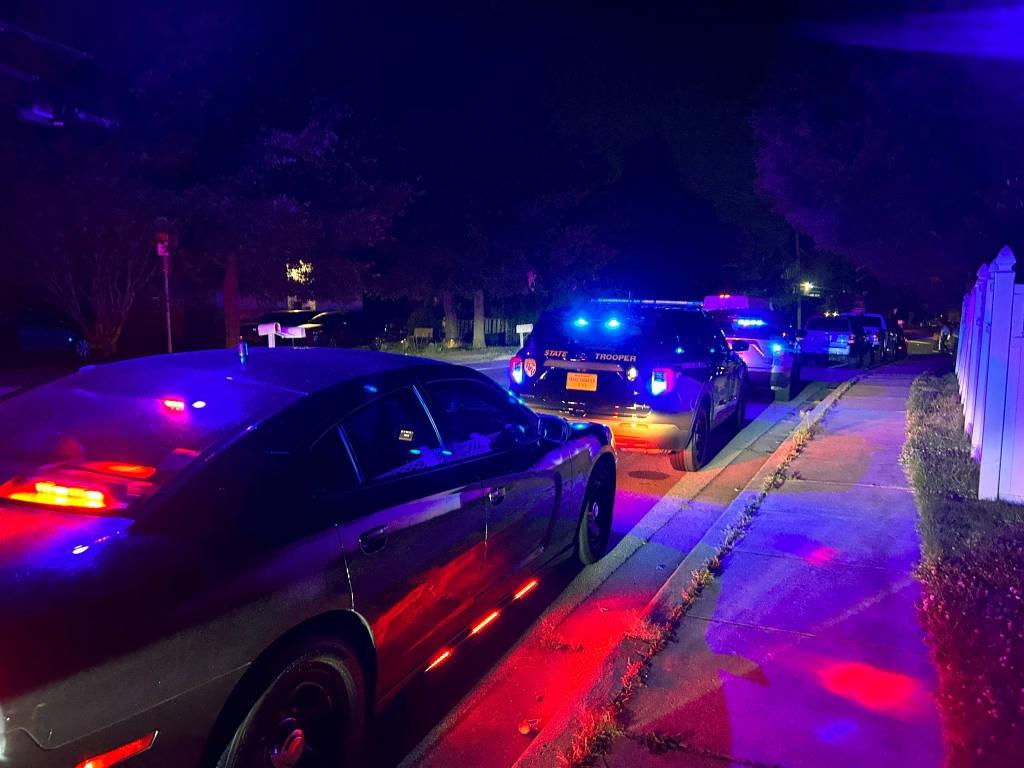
[537,414,569,444]
[730,340,750,352]
[795,330,808,339]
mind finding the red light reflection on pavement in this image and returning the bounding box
[804,545,837,566]
[819,662,920,713]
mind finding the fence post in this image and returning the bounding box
[956,292,969,381]
[1000,285,1024,501]
[979,247,1017,498]
[960,286,976,405]
[965,264,990,438]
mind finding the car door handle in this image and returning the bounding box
[487,487,506,505]
[358,525,389,554]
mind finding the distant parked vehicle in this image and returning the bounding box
[802,316,873,367]
[0,310,90,361]
[843,312,894,361]
[704,295,806,401]
[242,310,390,350]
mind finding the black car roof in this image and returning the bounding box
[77,348,444,397]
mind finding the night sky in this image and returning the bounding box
[3,0,1022,329]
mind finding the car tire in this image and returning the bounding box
[73,338,90,359]
[216,635,367,768]
[576,462,615,565]
[671,406,709,472]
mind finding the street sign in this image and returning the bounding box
[516,323,534,348]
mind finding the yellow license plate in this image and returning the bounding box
[566,372,598,392]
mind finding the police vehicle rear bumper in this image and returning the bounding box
[526,405,693,454]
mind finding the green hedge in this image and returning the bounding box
[904,373,1024,767]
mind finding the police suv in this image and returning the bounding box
[509,300,748,471]
[703,295,805,401]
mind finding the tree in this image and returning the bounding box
[180,109,418,346]
[752,34,1024,309]
[9,150,172,358]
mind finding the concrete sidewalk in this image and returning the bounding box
[601,361,944,767]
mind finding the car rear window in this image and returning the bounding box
[531,307,706,352]
[0,366,302,515]
[805,317,850,333]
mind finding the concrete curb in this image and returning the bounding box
[512,376,860,768]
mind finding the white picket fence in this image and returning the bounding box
[956,245,1024,502]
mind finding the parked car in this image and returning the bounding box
[303,311,390,349]
[0,310,90,360]
[842,312,893,362]
[704,296,806,401]
[510,299,748,472]
[0,348,615,767]
[802,315,873,367]
[846,315,883,366]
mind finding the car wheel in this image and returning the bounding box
[671,406,709,472]
[73,338,90,359]
[577,462,615,565]
[217,636,366,768]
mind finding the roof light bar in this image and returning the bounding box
[594,298,703,307]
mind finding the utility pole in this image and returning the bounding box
[795,231,803,330]
[156,220,172,354]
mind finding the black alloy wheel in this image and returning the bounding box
[577,464,614,565]
[218,637,366,768]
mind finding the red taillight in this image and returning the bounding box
[848,334,856,346]
[510,356,524,385]
[651,367,675,395]
[76,732,157,768]
[162,398,186,412]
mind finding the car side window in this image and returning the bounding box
[425,379,535,461]
[341,388,445,481]
[310,426,360,493]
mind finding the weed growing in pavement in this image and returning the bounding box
[628,730,782,767]
[555,392,841,768]
[904,373,1024,766]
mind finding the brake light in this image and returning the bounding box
[651,368,675,396]
[8,481,107,509]
[848,334,856,346]
[510,357,524,385]
[162,399,186,412]
[75,731,157,768]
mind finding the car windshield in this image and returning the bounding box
[0,364,302,516]
[806,317,850,333]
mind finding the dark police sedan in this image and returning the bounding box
[0,348,615,768]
